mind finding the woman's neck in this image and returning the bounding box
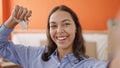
[57,48,72,61]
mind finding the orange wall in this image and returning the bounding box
[2,0,11,23]
[3,0,120,30]
[0,0,2,24]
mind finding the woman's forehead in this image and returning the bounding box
[49,10,73,23]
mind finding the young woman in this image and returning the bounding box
[0,5,109,68]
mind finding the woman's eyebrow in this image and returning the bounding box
[49,21,56,24]
[62,19,70,22]
[49,19,70,24]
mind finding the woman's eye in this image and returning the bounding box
[64,23,70,26]
[50,25,57,29]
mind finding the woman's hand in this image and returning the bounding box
[4,5,32,28]
[109,9,120,68]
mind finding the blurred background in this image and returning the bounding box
[0,0,120,68]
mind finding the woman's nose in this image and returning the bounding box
[57,26,64,33]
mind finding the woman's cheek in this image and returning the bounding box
[50,30,56,41]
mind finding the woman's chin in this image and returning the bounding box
[57,44,70,49]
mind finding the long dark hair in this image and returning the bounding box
[42,5,86,61]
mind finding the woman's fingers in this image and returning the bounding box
[5,5,32,28]
[11,5,32,22]
[19,8,28,20]
[16,6,23,20]
[11,5,19,18]
[18,7,32,21]
[24,10,32,21]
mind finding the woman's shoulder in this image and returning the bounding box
[28,45,46,53]
[81,57,109,68]
[82,57,107,64]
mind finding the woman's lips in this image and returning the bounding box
[56,36,68,43]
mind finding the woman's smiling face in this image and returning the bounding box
[49,10,76,50]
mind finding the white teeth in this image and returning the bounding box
[57,37,67,40]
